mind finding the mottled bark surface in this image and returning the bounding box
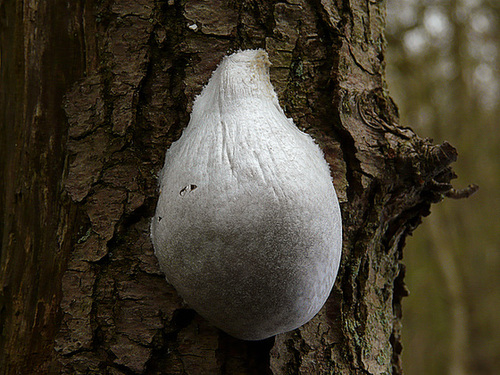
[1,1,460,374]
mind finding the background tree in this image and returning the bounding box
[386,0,500,374]
[0,1,469,374]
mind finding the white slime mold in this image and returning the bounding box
[151,49,342,340]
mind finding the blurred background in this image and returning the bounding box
[385,0,500,374]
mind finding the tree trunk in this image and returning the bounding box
[0,1,461,374]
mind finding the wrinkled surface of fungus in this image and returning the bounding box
[151,49,342,340]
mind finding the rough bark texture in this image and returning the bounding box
[1,1,459,374]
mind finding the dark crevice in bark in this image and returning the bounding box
[235,0,276,48]
[336,111,366,202]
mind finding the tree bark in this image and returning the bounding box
[0,1,459,374]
